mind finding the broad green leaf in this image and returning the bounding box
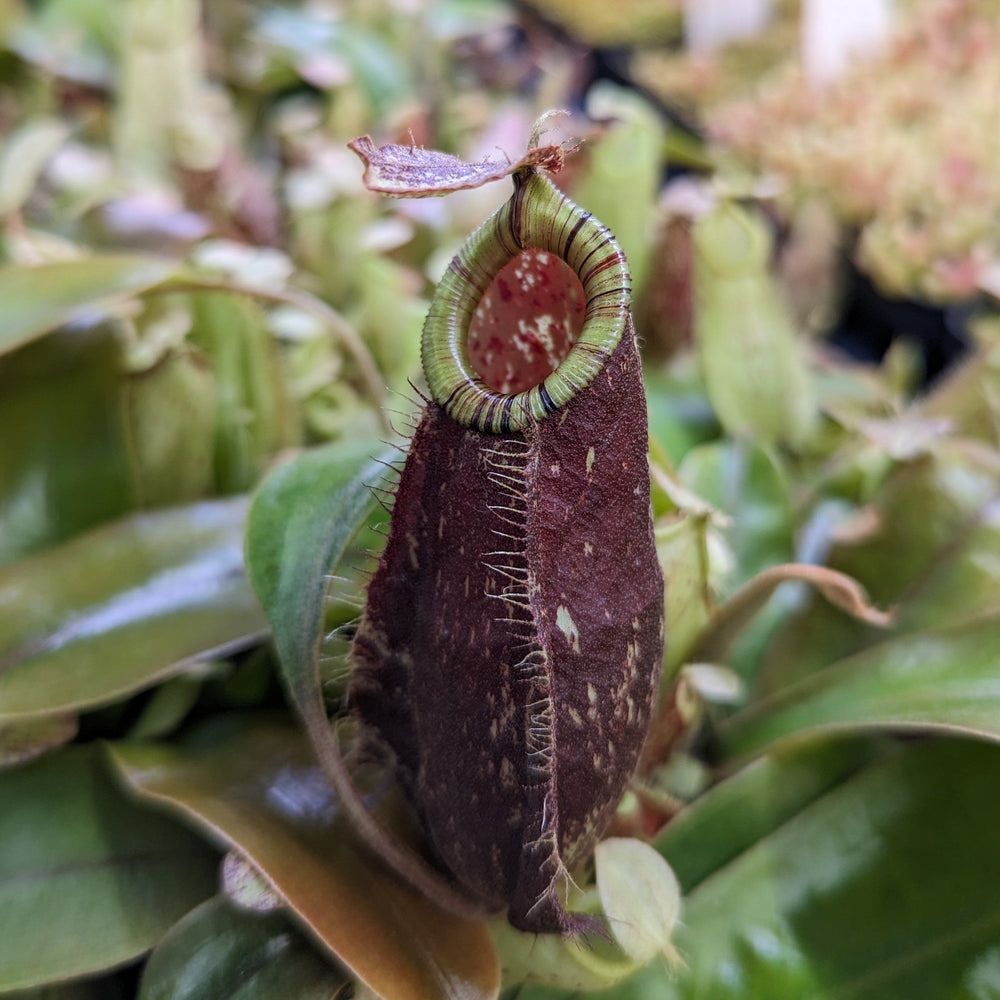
[0,256,177,358]
[655,738,876,893]
[138,896,344,1000]
[723,613,1000,760]
[0,981,119,1000]
[0,714,77,768]
[0,744,217,993]
[759,443,1000,692]
[0,325,135,563]
[653,739,1000,999]
[0,498,267,721]
[245,439,383,723]
[108,716,501,1000]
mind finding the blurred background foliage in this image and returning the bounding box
[3,0,1000,998]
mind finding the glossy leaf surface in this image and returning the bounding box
[138,896,344,1000]
[656,738,875,893]
[724,612,1000,759]
[109,716,501,1000]
[0,713,77,768]
[656,739,1000,998]
[244,440,398,846]
[0,498,266,721]
[0,745,217,992]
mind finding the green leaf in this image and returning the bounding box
[654,738,1000,999]
[759,444,1000,693]
[0,744,217,993]
[108,716,501,1000]
[594,838,681,966]
[679,440,793,591]
[723,613,1000,759]
[0,498,267,722]
[0,256,178,358]
[138,896,345,1000]
[0,325,136,563]
[0,981,119,1000]
[655,738,876,894]
[0,714,78,769]
[244,439,384,725]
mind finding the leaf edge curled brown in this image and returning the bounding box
[347,134,566,198]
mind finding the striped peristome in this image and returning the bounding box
[422,171,630,432]
[350,164,664,938]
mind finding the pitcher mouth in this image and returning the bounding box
[467,247,585,396]
[420,170,631,434]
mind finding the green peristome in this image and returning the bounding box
[421,170,630,433]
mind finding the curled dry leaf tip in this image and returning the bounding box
[348,111,575,198]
